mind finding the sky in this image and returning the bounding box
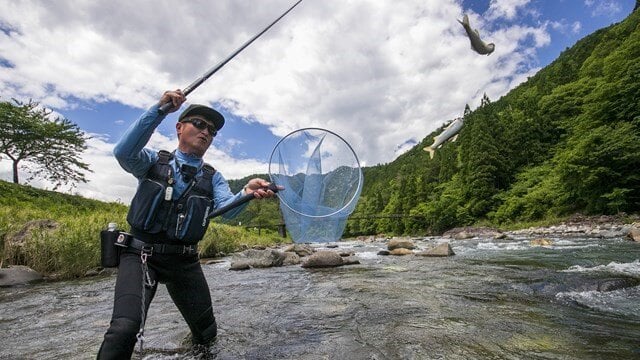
[0,0,636,204]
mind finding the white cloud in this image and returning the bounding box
[486,0,532,21]
[572,21,583,34]
[1,0,558,201]
[550,20,583,35]
[585,0,623,17]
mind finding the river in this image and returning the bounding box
[1,234,639,359]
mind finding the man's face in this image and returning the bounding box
[176,116,216,157]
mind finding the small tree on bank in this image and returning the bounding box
[0,99,92,189]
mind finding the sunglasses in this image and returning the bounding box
[182,118,218,136]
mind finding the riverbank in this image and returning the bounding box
[2,213,639,287]
[442,213,640,239]
[2,232,639,359]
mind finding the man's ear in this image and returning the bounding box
[176,122,183,139]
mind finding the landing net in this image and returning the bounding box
[268,128,363,243]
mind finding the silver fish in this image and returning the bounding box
[423,117,464,159]
[458,14,495,55]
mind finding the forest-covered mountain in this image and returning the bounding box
[229,8,639,236]
[345,7,640,236]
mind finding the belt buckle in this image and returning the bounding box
[141,245,154,257]
[183,245,195,255]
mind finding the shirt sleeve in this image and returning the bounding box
[212,171,248,220]
[113,103,165,178]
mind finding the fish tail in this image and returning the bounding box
[423,146,435,159]
[459,14,469,26]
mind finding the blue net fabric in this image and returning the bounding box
[269,128,363,243]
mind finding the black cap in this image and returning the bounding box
[178,104,225,131]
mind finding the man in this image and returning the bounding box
[97,89,276,359]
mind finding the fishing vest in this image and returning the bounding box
[126,150,215,243]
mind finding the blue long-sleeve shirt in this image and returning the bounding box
[114,103,245,220]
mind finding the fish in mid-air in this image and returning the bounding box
[458,14,495,55]
[423,117,464,159]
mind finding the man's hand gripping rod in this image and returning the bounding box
[208,184,279,218]
[159,0,303,115]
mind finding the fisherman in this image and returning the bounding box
[97,89,277,359]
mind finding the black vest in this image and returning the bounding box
[126,150,215,243]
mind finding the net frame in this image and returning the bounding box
[268,127,363,219]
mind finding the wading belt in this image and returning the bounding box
[118,233,198,256]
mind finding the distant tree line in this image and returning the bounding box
[345,9,640,235]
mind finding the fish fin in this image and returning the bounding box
[451,134,459,142]
[458,14,469,26]
[423,146,435,159]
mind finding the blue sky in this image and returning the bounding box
[0,0,635,203]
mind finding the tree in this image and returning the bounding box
[480,93,491,107]
[464,104,472,116]
[0,99,92,189]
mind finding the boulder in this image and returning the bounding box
[387,238,415,251]
[7,219,58,245]
[4,219,59,264]
[282,252,301,266]
[416,243,455,257]
[282,244,315,257]
[229,262,251,271]
[341,256,361,266]
[230,249,286,269]
[530,238,553,246]
[627,226,640,242]
[301,251,344,268]
[389,248,413,256]
[0,266,43,287]
[442,226,502,239]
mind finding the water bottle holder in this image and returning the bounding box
[100,230,124,268]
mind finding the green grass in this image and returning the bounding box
[0,180,289,280]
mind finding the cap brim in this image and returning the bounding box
[179,105,225,130]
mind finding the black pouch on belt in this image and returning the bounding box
[100,230,125,268]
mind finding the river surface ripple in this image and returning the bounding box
[1,235,639,359]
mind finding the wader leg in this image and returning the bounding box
[166,259,217,345]
[97,252,157,360]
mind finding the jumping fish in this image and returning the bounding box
[423,117,464,159]
[458,14,495,55]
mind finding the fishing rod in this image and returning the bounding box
[159,0,303,114]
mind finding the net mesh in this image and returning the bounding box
[269,128,363,243]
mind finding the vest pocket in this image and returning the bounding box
[127,179,165,231]
[173,195,211,241]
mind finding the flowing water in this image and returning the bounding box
[1,235,639,359]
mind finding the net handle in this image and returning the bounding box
[208,184,279,218]
[268,127,363,218]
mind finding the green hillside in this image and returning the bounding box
[0,180,287,279]
[347,7,640,235]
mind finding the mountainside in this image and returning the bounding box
[7,9,636,240]
[346,7,640,236]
